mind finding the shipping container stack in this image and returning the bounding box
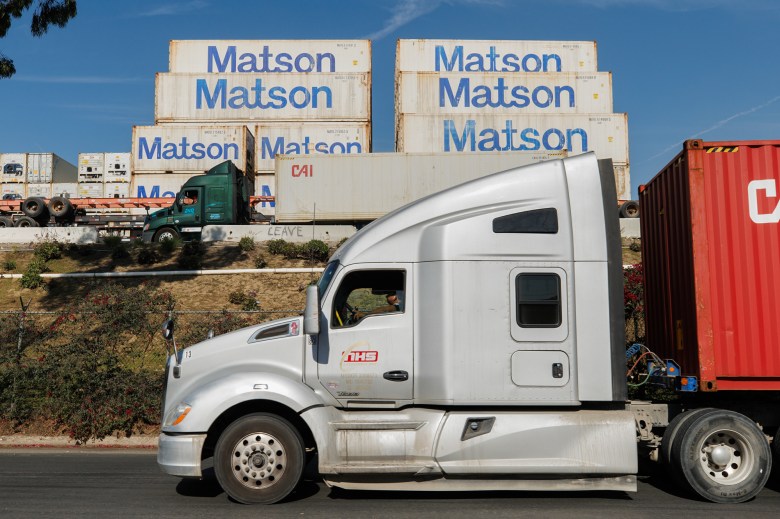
[394,40,631,201]
[1,152,77,200]
[104,153,132,198]
[78,153,105,198]
[136,40,372,217]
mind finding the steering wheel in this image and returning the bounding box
[344,302,360,324]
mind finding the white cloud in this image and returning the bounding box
[134,1,209,18]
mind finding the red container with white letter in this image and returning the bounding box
[641,139,780,391]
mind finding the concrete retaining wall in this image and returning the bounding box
[0,227,98,244]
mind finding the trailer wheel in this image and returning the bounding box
[673,409,771,503]
[21,197,48,219]
[619,200,640,218]
[48,196,74,219]
[153,228,179,243]
[214,413,305,504]
[0,216,14,228]
[14,216,39,227]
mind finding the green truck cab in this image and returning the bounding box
[142,161,253,243]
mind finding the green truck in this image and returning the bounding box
[142,161,254,243]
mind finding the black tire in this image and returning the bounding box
[48,196,74,218]
[0,216,14,228]
[662,408,714,468]
[153,227,179,243]
[14,216,39,227]
[214,413,305,504]
[21,197,48,219]
[619,200,640,218]
[672,409,771,503]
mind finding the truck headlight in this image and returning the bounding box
[164,402,192,427]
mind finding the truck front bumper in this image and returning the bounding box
[157,432,207,478]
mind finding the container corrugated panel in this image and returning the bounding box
[1,153,28,182]
[396,72,613,115]
[641,140,780,391]
[1,182,26,198]
[255,122,370,171]
[254,172,275,216]
[396,113,630,199]
[132,125,256,176]
[26,153,77,184]
[78,153,105,183]
[77,182,105,198]
[169,40,371,73]
[155,73,371,122]
[275,150,566,222]
[131,173,199,199]
[396,39,598,73]
[104,152,131,183]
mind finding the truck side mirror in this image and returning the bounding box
[162,319,175,341]
[303,285,320,335]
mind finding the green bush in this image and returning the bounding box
[33,239,61,261]
[254,255,268,269]
[266,239,288,256]
[228,290,259,311]
[20,258,48,289]
[2,259,16,271]
[303,239,330,262]
[159,237,181,254]
[136,244,161,265]
[177,240,205,270]
[102,235,123,249]
[111,244,130,260]
[238,236,256,252]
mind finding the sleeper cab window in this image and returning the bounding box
[516,273,561,328]
[493,208,558,234]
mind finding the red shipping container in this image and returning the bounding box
[641,139,780,391]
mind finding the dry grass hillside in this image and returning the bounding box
[0,241,325,315]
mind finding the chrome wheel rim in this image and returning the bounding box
[230,432,287,490]
[697,429,754,485]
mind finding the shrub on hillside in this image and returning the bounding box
[238,236,256,252]
[102,235,123,249]
[3,259,16,271]
[33,239,62,262]
[177,240,205,270]
[159,237,181,254]
[136,243,161,265]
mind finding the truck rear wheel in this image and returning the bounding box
[661,408,714,468]
[214,413,304,504]
[0,216,14,228]
[672,409,771,503]
[48,196,74,219]
[153,228,179,243]
[619,200,640,218]
[14,216,39,227]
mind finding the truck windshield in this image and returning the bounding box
[317,261,339,298]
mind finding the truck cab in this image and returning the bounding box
[142,160,253,242]
[157,153,641,503]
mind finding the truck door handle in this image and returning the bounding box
[383,370,408,381]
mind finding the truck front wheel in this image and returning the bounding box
[153,227,179,243]
[214,413,305,504]
[673,409,771,503]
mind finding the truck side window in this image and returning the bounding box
[331,270,405,328]
[182,189,198,205]
[493,208,558,234]
[515,273,561,327]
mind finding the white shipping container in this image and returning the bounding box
[105,152,131,183]
[275,151,567,223]
[104,182,131,198]
[132,125,256,179]
[155,73,371,122]
[396,72,613,115]
[131,173,199,199]
[396,113,630,200]
[78,153,105,183]
[77,183,105,198]
[255,122,370,171]
[26,183,52,198]
[26,153,77,184]
[1,183,26,198]
[1,153,27,182]
[397,39,598,73]
[254,172,275,217]
[52,183,78,197]
[169,40,371,73]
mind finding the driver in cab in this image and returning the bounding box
[335,291,403,327]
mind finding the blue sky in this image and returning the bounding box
[1,0,779,197]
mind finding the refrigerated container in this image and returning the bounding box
[1,153,28,182]
[1,183,26,198]
[132,125,255,181]
[26,153,77,184]
[105,152,131,183]
[169,40,371,73]
[396,39,598,73]
[104,182,131,198]
[78,153,105,183]
[77,182,105,198]
[255,122,369,171]
[154,73,371,122]
[396,72,613,115]
[274,150,566,223]
[641,139,780,391]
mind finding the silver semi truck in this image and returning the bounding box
[156,153,773,504]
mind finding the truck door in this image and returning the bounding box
[204,185,228,224]
[318,266,413,403]
[177,187,202,230]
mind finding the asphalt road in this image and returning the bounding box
[1,450,779,518]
